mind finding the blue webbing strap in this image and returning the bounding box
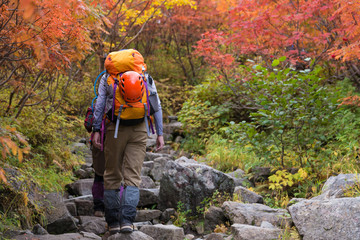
[91,70,106,111]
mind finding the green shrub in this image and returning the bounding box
[220,58,360,172]
[178,79,233,140]
[178,57,360,203]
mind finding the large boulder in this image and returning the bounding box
[159,161,235,214]
[288,197,360,240]
[222,201,292,228]
[174,156,201,165]
[108,231,154,240]
[233,186,263,204]
[160,208,176,223]
[135,209,162,222]
[145,152,173,162]
[150,157,172,182]
[204,233,230,240]
[42,193,78,234]
[140,176,156,189]
[11,232,101,240]
[312,174,360,200]
[75,199,94,216]
[226,169,253,188]
[163,121,183,136]
[79,216,107,235]
[66,178,93,196]
[140,224,185,240]
[204,206,229,232]
[1,168,43,228]
[231,224,283,240]
[139,188,159,207]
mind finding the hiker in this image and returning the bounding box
[91,50,164,234]
[84,107,105,217]
[90,143,105,217]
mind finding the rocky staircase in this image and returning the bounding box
[4,118,360,240]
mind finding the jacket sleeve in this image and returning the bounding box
[92,74,109,131]
[153,105,163,136]
[147,74,163,136]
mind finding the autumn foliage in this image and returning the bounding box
[196,0,360,81]
[0,126,29,183]
[0,0,196,186]
[1,0,100,69]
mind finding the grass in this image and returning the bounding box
[203,135,259,173]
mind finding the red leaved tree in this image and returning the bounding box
[0,0,104,118]
[196,0,360,85]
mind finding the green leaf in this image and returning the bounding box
[272,59,280,67]
[279,56,286,62]
[255,65,263,71]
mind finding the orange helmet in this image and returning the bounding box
[119,71,144,103]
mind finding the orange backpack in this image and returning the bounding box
[104,49,154,138]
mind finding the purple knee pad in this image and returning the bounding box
[92,181,104,200]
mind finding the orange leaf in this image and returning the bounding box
[5,126,16,132]
[1,138,11,157]
[23,3,36,21]
[18,150,23,163]
[22,146,31,154]
[7,141,18,156]
[0,168,7,184]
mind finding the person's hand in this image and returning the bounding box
[156,135,164,152]
[93,132,101,149]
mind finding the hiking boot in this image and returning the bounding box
[108,225,120,235]
[120,223,135,233]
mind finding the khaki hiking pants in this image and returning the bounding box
[103,121,147,190]
[91,146,105,176]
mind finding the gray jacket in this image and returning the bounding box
[93,73,163,135]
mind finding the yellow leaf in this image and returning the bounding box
[18,150,23,163]
[22,192,29,207]
[7,141,17,156]
[298,168,308,179]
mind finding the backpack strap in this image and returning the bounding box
[144,103,150,137]
[111,77,119,122]
[114,105,124,139]
[111,73,125,121]
[143,75,155,134]
[91,70,106,111]
[149,116,155,134]
[143,75,151,117]
[100,118,106,151]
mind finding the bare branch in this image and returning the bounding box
[0,65,20,87]
[120,1,166,49]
